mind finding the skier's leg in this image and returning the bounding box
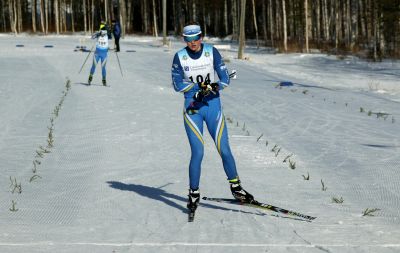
[88,54,100,84]
[183,110,204,190]
[205,99,254,202]
[101,54,108,85]
[90,54,99,75]
[205,99,238,180]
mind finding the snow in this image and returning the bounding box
[0,34,399,253]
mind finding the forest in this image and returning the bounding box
[1,0,400,59]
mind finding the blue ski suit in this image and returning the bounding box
[171,43,238,190]
[89,31,110,79]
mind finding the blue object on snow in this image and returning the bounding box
[44,45,54,48]
[16,44,24,47]
[279,81,293,87]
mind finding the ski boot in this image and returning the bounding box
[229,178,254,203]
[187,188,200,222]
[102,78,107,86]
[88,74,93,85]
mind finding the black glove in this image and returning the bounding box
[210,82,219,92]
[198,79,211,91]
[193,90,205,102]
[199,80,219,93]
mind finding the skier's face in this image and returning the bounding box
[185,36,202,52]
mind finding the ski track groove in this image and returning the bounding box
[1,36,400,253]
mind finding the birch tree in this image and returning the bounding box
[238,0,246,59]
[283,0,287,52]
[304,0,309,53]
[32,0,37,33]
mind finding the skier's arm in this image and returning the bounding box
[91,32,100,39]
[213,47,230,90]
[171,53,198,93]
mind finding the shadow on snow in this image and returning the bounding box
[106,181,269,217]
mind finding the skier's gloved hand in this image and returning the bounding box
[199,80,219,94]
[193,90,205,102]
[198,79,211,91]
[210,82,219,92]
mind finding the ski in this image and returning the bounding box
[202,197,316,221]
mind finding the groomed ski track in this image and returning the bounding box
[0,35,399,253]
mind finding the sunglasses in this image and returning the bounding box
[184,34,201,42]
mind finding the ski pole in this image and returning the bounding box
[115,50,123,77]
[78,45,95,74]
[229,69,237,79]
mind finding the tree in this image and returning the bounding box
[238,0,246,59]
[32,0,37,33]
[304,0,309,53]
[283,0,287,52]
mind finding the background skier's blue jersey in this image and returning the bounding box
[171,43,230,99]
[91,32,110,55]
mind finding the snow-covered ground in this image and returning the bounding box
[0,34,399,253]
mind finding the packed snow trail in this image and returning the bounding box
[0,35,399,253]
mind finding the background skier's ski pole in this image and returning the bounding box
[115,51,123,77]
[78,45,94,74]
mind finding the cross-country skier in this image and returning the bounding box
[88,22,112,86]
[171,22,254,216]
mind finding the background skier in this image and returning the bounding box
[88,23,112,86]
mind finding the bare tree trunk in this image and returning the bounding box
[12,0,17,34]
[283,0,287,52]
[32,0,37,32]
[152,0,158,37]
[304,0,309,53]
[163,0,167,44]
[214,7,219,36]
[251,0,259,48]
[262,0,268,46]
[17,0,22,33]
[8,0,16,34]
[120,0,126,37]
[142,0,148,34]
[238,0,246,59]
[202,3,207,36]
[223,0,228,36]
[126,0,132,33]
[359,0,366,41]
[91,0,94,33]
[1,0,6,32]
[83,0,87,33]
[232,0,238,41]
[372,0,378,61]
[40,0,45,33]
[316,0,321,46]
[344,0,350,48]
[192,0,196,22]
[269,0,274,47]
[379,11,385,58]
[104,0,108,22]
[45,0,48,34]
[335,0,339,51]
[71,0,75,33]
[54,0,59,34]
[322,0,329,41]
[62,0,67,33]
